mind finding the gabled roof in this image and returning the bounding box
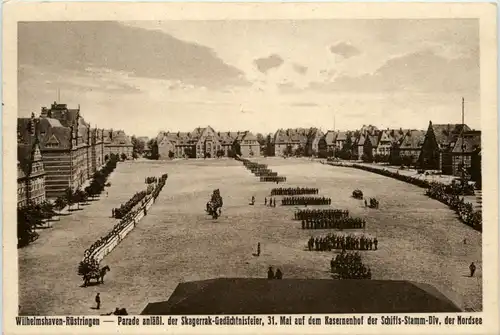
[141,278,461,315]
[399,130,426,150]
[323,130,338,145]
[452,131,481,153]
[366,135,379,147]
[431,124,471,148]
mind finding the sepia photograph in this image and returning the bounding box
[4,3,497,332]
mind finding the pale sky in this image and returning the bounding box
[18,20,480,137]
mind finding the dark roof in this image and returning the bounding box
[431,124,471,148]
[141,278,461,315]
[399,130,426,150]
[452,131,481,153]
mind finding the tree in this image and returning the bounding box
[265,134,274,156]
[131,136,145,157]
[284,144,293,157]
[184,147,193,158]
[54,197,67,211]
[168,150,175,159]
[146,139,159,160]
[65,187,75,211]
[121,153,128,161]
[256,133,266,146]
[294,145,305,157]
[233,142,242,157]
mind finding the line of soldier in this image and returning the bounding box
[260,176,287,183]
[301,217,366,230]
[271,187,319,196]
[330,251,372,279]
[281,196,331,206]
[307,233,378,251]
[294,209,349,221]
[264,197,277,207]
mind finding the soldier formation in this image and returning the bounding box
[307,233,378,251]
[301,217,366,230]
[271,187,319,196]
[294,209,349,221]
[238,158,287,183]
[260,176,286,183]
[330,251,372,280]
[281,196,331,206]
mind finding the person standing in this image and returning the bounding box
[257,242,261,256]
[469,262,476,277]
[95,293,101,310]
[267,266,275,279]
[275,268,283,279]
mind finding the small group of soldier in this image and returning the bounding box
[271,187,319,196]
[281,196,331,206]
[294,209,349,221]
[301,217,366,230]
[307,233,378,251]
[267,266,283,279]
[264,197,277,207]
[144,176,158,184]
[330,251,372,280]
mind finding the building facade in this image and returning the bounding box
[17,102,121,199]
[157,126,260,159]
[17,117,46,207]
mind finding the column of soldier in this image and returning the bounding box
[295,209,366,229]
[307,233,378,252]
[240,159,287,183]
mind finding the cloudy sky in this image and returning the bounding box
[18,19,480,136]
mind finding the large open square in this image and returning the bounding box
[18,158,482,315]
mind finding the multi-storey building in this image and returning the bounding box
[419,122,471,173]
[391,130,426,165]
[103,129,134,160]
[157,126,260,159]
[451,130,481,178]
[17,115,46,207]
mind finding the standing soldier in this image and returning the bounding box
[469,262,476,277]
[275,268,283,279]
[264,197,267,206]
[267,266,275,279]
[374,238,378,250]
[95,293,101,310]
[257,242,261,257]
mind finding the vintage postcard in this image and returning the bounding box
[2,2,498,335]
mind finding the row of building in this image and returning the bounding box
[273,123,481,178]
[155,122,481,179]
[156,126,261,159]
[17,102,134,207]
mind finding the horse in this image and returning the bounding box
[83,265,111,287]
[206,189,223,219]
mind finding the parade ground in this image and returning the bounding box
[18,158,482,315]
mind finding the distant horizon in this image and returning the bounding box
[19,20,480,136]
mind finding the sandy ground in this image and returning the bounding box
[18,158,482,315]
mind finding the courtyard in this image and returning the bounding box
[18,158,482,315]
